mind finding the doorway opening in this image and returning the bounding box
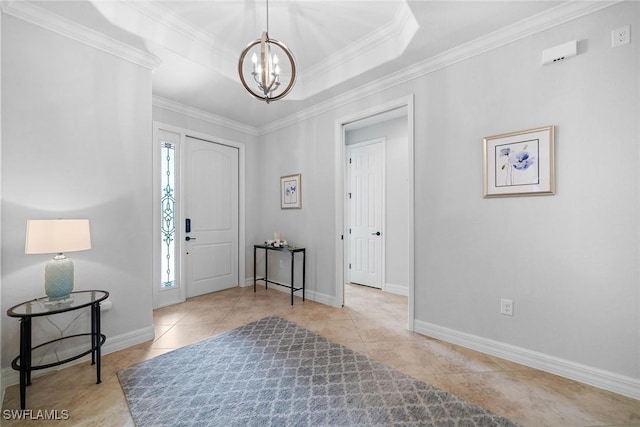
[334,96,415,331]
[152,122,246,309]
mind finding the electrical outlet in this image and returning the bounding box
[500,299,514,316]
[612,25,630,48]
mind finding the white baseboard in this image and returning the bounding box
[251,278,341,308]
[414,320,640,400]
[383,282,408,296]
[1,325,154,393]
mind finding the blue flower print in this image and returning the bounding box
[510,151,535,170]
[500,148,512,156]
[499,144,536,185]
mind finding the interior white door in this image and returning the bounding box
[184,137,239,298]
[348,141,384,288]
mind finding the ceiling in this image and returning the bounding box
[14,1,602,130]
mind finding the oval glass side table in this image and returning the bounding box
[7,290,109,409]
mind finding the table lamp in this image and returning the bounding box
[25,219,91,301]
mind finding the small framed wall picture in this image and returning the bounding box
[483,126,555,197]
[281,174,301,209]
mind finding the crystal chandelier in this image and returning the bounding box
[238,0,297,103]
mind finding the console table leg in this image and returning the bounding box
[253,246,257,293]
[290,251,295,305]
[265,250,269,290]
[302,249,306,301]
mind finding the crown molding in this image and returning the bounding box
[153,95,259,137]
[121,0,419,101]
[120,0,237,78]
[400,0,624,81]
[0,0,161,70]
[296,2,418,100]
[258,0,622,135]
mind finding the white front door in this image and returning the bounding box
[184,137,239,298]
[348,140,384,288]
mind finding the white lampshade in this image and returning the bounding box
[25,219,91,301]
[25,219,91,254]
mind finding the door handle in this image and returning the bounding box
[186,236,196,241]
[371,231,381,236]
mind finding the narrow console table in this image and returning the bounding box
[7,290,108,409]
[254,244,306,305]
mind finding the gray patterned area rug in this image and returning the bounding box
[118,315,520,426]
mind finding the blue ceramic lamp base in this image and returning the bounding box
[44,254,74,300]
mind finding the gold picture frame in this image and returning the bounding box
[483,126,555,197]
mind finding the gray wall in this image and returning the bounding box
[254,2,639,381]
[346,116,409,292]
[414,2,638,378]
[1,15,154,367]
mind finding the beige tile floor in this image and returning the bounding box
[3,284,639,426]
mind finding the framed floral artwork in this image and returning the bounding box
[281,174,301,209]
[483,126,555,197]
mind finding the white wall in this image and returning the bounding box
[254,2,639,392]
[346,116,409,293]
[1,15,154,371]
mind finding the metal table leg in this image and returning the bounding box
[18,317,31,410]
[265,249,269,290]
[290,251,295,305]
[95,302,102,384]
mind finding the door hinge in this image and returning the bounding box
[349,228,352,234]
[349,158,352,164]
[341,235,343,240]
[348,192,352,199]
[349,263,351,269]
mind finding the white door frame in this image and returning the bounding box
[334,95,415,331]
[346,138,386,289]
[152,122,245,309]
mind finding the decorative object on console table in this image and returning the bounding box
[265,231,289,248]
[25,219,92,301]
[280,174,301,209]
[483,126,555,197]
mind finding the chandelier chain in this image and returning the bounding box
[266,0,269,34]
